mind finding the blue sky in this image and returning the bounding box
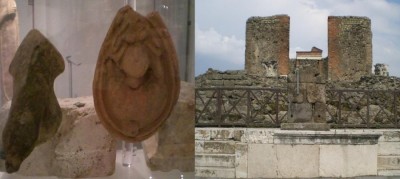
[195,0,400,77]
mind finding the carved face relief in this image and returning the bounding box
[93,6,180,142]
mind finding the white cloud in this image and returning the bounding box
[195,24,245,65]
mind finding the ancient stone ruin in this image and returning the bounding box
[198,15,381,87]
[374,63,389,76]
[2,29,65,173]
[245,15,289,76]
[0,0,19,104]
[328,16,372,81]
[196,15,400,127]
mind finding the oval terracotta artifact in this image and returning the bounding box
[93,6,180,142]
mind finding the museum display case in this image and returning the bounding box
[0,0,194,178]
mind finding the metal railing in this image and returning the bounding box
[195,87,288,127]
[195,87,400,128]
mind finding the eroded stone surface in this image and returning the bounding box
[142,82,194,172]
[328,16,372,81]
[93,5,180,142]
[245,15,290,76]
[2,29,64,173]
[0,0,18,103]
[0,96,116,177]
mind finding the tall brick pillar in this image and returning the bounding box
[328,16,372,81]
[245,15,289,76]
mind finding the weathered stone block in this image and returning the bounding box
[207,80,223,86]
[247,144,278,178]
[276,145,319,178]
[319,145,377,177]
[210,128,244,141]
[306,83,326,104]
[202,141,235,154]
[195,166,235,178]
[280,123,330,131]
[195,141,204,153]
[195,129,211,140]
[287,103,313,123]
[378,142,400,155]
[2,29,65,173]
[223,80,235,87]
[245,15,290,76]
[223,74,243,80]
[378,156,400,170]
[235,80,252,86]
[273,130,380,144]
[288,64,325,83]
[235,143,248,178]
[245,129,274,144]
[287,83,306,103]
[195,154,235,168]
[313,102,327,123]
[208,74,222,80]
[328,16,372,81]
[379,130,400,142]
[0,97,116,177]
[378,169,400,176]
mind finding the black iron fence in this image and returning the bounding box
[195,87,400,128]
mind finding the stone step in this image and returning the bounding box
[378,142,400,155]
[378,169,400,176]
[195,166,235,178]
[195,128,245,141]
[195,154,235,168]
[378,156,400,170]
[195,141,236,154]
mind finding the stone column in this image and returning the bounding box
[282,61,329,131]
[245,15,289,76]
[328,16,372,81]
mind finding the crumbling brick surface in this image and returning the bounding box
[245,15,289,76]
[328,16,372,81]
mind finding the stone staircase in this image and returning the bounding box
[195,128,249,178]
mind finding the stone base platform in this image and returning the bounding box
[281,123,330,131]
[195,128,395,178]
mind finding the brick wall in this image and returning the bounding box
[245,15,290,76]
[328,16,372,81]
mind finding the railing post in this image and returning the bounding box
[217,89,222,127]
[247,89,251,127]
[338,91,342,123]
[194,89,198,124]
[394,91,398,127]
[366,90,370,126]
[275,90,279,126]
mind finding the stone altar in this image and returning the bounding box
[93,5,180,142]
[283,61,329,130]
[2,29,64,173]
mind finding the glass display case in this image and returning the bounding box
[0,0,194,178]
[15,0,193,99]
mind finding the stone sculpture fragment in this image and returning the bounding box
[2,29,65,173]
[93,6,180,142]
[0,0,19,103]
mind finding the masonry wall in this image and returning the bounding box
[245,15,290,76]
[195,128,400,178]
[328,16,372,81]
